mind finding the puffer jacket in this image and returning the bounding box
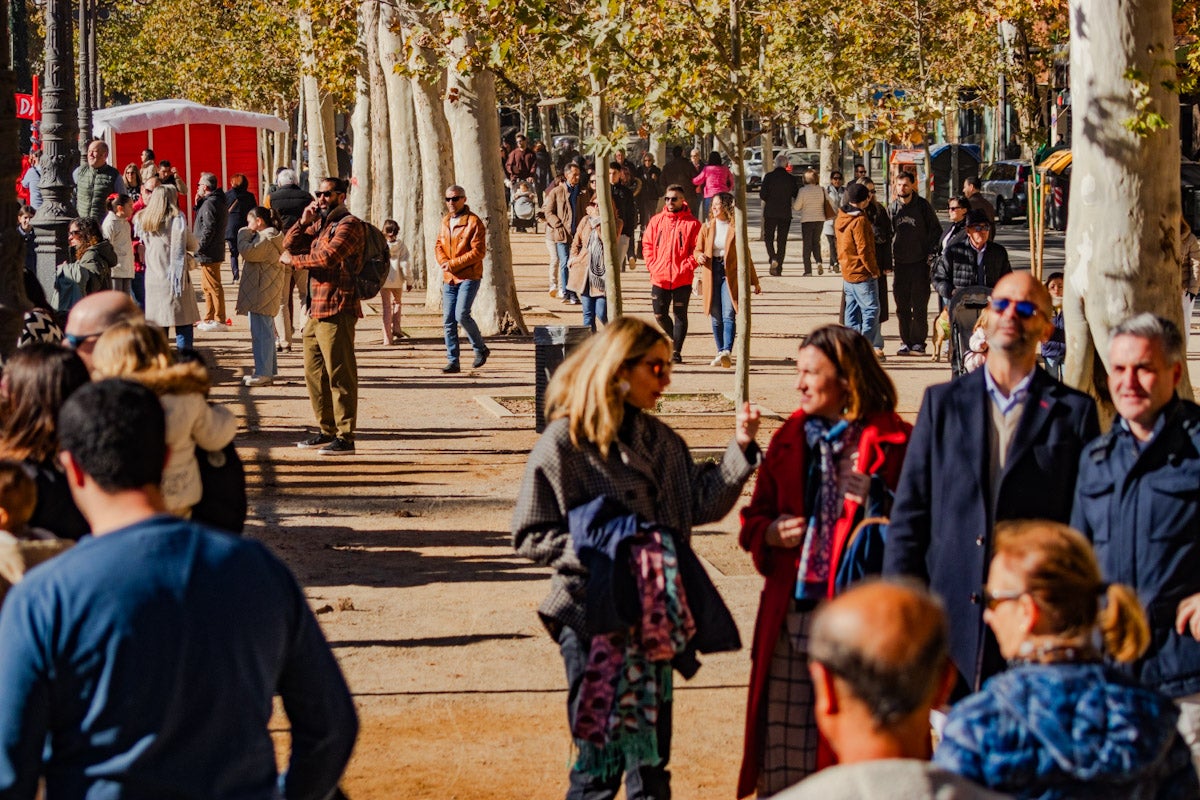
[128,361,238,515]
[235,227,287,316]
[52,240,118,312]
[834,207,877,283]
[643,205,701,289]
[935,663,1198,800]
[192,191,228,264]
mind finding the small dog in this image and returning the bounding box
[931,308,951,362]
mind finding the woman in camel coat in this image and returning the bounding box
[694,192,761,368]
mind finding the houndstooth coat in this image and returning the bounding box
[512,409,760,638]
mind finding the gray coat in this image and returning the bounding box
[140,214,200,328]
[512,409,759,637]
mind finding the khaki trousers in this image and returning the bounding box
[200,261,226,322]
[302,310,358,440]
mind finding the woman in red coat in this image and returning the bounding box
[737,324,911,798]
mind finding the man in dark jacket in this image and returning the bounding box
[660,146,700,216]
[759,154,799,276]
[884,271,1100,698]
[74,140,125,222]
[1071,314,1200,766]
[608,162,637,269]
[932,208,1012,303]
[193,173,229,331]
[224,173,257,282]
[888,172,942,355]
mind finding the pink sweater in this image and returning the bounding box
[692,165,733,198]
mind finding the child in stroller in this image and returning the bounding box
[511,180,538,232]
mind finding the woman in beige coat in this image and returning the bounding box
[235,207,287,386]
[694,192,761,367]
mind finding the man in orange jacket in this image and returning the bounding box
[435,184,489,374]
[643,184,701,363]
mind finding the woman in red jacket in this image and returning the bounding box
[737,324,911,798]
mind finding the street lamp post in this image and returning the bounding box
[78,0,92,153]
[32,0,79,302]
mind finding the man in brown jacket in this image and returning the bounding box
[542,163,592,304]
[435,184,488,373]
[835,182,882,356]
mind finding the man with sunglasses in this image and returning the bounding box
[932,208,1011,306]
[643,184,701,363]
[63,290,142,369]
[280,177,364,456]
[435,185,489,373]
[885,271,1099,698]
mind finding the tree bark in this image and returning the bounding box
[380,3,423,289]
[731,0,752,404]
[442,25,525,335]
[348,1,372,220]
[365,0,391,222]
[409,41,455,307]
[1064,0,1189,411]
[299,10,336,185]
[589,80,623,318]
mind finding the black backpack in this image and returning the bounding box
[355,222,390,301]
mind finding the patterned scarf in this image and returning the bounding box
[796,418,858,600]
[573,529,695,778]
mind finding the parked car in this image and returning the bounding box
[782,148,820,175]
[980,160,1033,224]
[744,147,763,189]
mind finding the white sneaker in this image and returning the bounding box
[196,320,222,332]
[243,375,274,387]
[720,351,732,368]
[709,353,724,367]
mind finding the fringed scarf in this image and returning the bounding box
[796,418,860,600]
[573,528,695,778]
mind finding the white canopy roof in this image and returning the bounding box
[92,99,288,135]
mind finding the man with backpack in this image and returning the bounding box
[280,177,364,456]
[435,184,489,374]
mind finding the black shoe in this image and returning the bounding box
[442,362,461,374]
[671,352,683,364]
[910,343,927,354]
[896,345,911,356]
[769,265,782,277]
[318,437,355,455]
[473,347,490,368]
[297,433,335,449]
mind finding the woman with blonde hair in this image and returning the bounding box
[136,185,200,350]
[91,320,236,517]
[513,316,761,799]
[935,520,1197,799]
[737,323,911,797]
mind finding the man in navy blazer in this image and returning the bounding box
[884,272,1099,696]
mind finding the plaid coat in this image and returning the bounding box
[512,410,759,638]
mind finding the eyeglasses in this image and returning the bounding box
[65,331,101,349]
[444,195,464,202]
[982,588,1027,611]
[990,297,1040,319]
[641,358,671,378]
[316,191,339,199]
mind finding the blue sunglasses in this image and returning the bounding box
[989,298,1040,319]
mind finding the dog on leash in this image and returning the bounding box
[931,308,951,362]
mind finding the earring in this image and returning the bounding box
[617,379,631,396]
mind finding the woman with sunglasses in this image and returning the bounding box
[137,185,201,350]
[513,316,761,800]
[52,217,117,316]
[737,323,910,798]
[935,520,1197,799]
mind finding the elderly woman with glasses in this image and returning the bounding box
[513,316,761,800]
[52,217,117,316]
[935,520,1198,800]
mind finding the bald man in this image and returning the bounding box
[884,272,1099,697]
[64,290,142,368]
[776,580,1008,799]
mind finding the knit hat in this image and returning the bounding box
[846,183,870,204]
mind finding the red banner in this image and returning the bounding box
[15,94,35,120]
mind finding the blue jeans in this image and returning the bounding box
[709,260,735,352]
[174,324,193,351]
[249,312,277,377]
[558,626,671,799]
[556,241,577,300]
[843,279,880,346]
[581,292,607,331]
[442,279,485,364]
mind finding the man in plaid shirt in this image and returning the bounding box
[280,177,364,456]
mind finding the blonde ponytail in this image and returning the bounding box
[1099,583,1150,663]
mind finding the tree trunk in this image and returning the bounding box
[380,4,423,289]
[365,0,391,221]
[409,42,455,307]
[443,25,525,335]
[1064,0,1189,411]
[299,10,336,185]
[730,1,752,404]
[589,80,623,318]
[348,1,372,220]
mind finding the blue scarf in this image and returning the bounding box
[796,418,853,599]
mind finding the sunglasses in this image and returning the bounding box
[982,588,1026,611]
[65,331,101,349]
[663,195,681,202]
[990,297,1040,319]
[831,175,843,180]
[969,223,991,232]
[315,191,339,199]
[444,195,464,202]
[948,205,963,211]
[641,358,671,378]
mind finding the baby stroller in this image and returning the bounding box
[947,285,992,377]
[510,181,539,233]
